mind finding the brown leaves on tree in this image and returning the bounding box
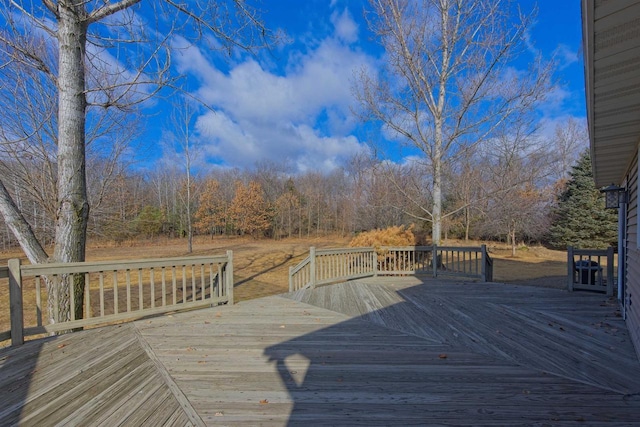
[229,181,272,238]
[195,179,228,236]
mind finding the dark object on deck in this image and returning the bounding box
[429,254,447,270]
[575,260,601,285]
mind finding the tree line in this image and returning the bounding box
[0,117,600,254]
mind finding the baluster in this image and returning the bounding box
[35,276,42,327]
[172,266,177,305]
[99,272,105,317]
[162,267,167,306]
[151,268,156,308]
[85,272,91,319]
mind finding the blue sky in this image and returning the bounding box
[148,0,587,174]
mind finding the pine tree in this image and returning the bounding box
[135,206,164,238]
[547,151,618,249]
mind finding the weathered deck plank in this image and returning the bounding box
[134,284,640,425]
[1,277,640,425]
[285,278,640,394]
[0,323,192,426]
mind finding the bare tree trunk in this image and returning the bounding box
[432,161,442,245]
[432,112,444,244]
[299,204,303,239]
[465,207,470,242]
[52,3,90,324]
[0,181,48,263]
[187,173,193,253]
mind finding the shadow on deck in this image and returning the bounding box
[1,277,640,425]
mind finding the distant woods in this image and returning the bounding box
[0,121,596,249]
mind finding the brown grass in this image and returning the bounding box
[488,244,568,288]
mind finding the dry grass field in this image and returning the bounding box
[489,244,569,288]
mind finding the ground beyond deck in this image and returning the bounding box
[1,277,640,426]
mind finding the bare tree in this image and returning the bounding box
[162,99,202,252]
[355,0,551,244]
[0,0,273,325]
[274,183,301,239]
[478,123,552,255]
[549,118,589,183]
[443,148,487,241]
[0,36,139,245]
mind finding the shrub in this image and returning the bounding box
[349,225,416,249]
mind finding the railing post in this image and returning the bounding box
[372,248,378,277]
[567,246,574,292]
[225,250,234,305]
[432,244,437,278]
[310,247,316,288]
[606,246,614,297]
[9,259,24,346]
[289,266,294,292]
[481,244,487,282]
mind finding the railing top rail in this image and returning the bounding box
[380,245,484,252]
[20,254,230,277]
[433,246,484,252]
[316,247,374,255]
[570,248,613,256]
[290,255,311,275]
[381,246,434,251]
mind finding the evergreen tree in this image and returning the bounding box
[135,206,165,238]
[547,151,618,249]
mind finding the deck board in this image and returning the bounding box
[1,277,640,425]
[0,323,192,426]
[285,278,640,394]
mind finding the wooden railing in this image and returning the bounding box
[289,247,377,291]
[380,245,492,281]
[289,245,493,291]
[433,245,492,282]
[567,246,616,296]
[1,252,233,346]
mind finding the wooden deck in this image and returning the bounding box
[1,277,640,425]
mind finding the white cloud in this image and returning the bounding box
[534,115,588,143]
[173,12,375,173]
[194,110,366,173]
[554,44,580,70]
[539,85,573,116]
[331,8,359,44]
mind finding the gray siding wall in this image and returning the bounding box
[626,150,640,359]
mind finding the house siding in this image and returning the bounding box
[625,150,640,359]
